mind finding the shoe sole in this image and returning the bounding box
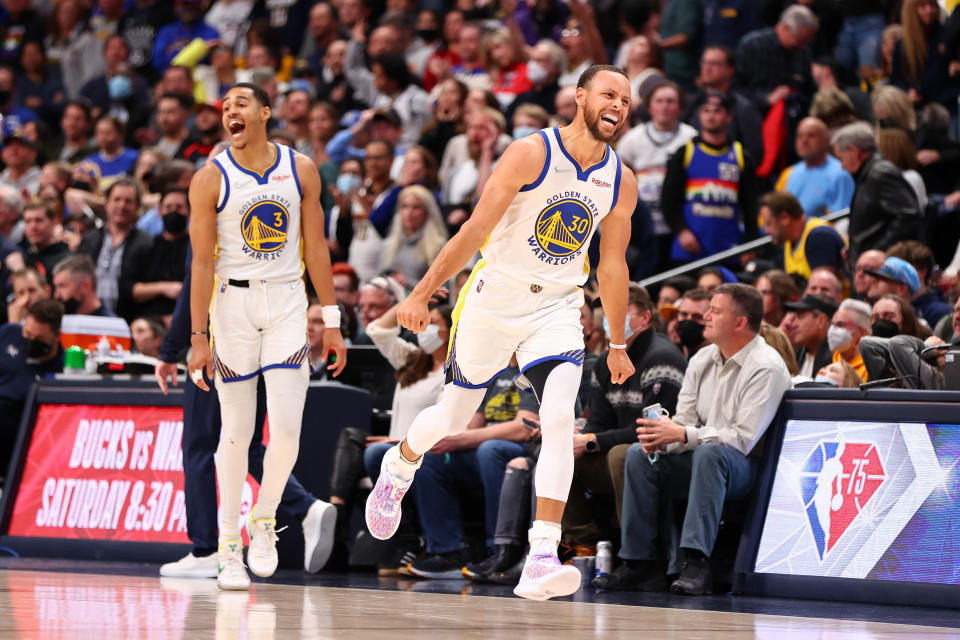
[304,503,338,573]
[407,566,465,580]
[159,566,219,579]
[246,522,279,578]
[670,583,712,595]
[217,578,251,591]
[513,566,581,601]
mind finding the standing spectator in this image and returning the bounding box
[79,36,153,128]
[314,40,362,116]
[298,2,341,65]
[380,185,448,285]
[833,3,887,82]
[56,100,98,164]
[484,28,531,110]
[52,254,113,317]
[279,88,314,156]
[876,128,928,209]
[755,269,800,327]
[346,139,396,283]
[152,0,220,74]
[358,53,431,153]
[831,121,922,266]
[891,0,959,112]
[810,56,873,122]
[419,78,468,164]
[804,267,843,302]
[592,284,790,594]
[6,267,50,324]
[0,135,41,200]
[421,9,465,92]
[44,0,89,72]
[661,91,759,264]
[781,293,838,378]
[131,188,189,321]
[76,178,153,321]
[619,81,697,273]
[15,41,66,131]
[658,0,700,89]
[0,0,45,71]
[505,40,564,122]
[702,0,762,51]
[154,94,197,160]
[759,190,846,281]
[774,117,855,218]
[85,116,141,188]
[18,202,69,281]
[117,0,177,83]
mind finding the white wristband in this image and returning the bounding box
[609,343,627,350]
[321,305,341,328]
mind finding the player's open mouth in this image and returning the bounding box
[228,119,246,135]
[600,114,619,127]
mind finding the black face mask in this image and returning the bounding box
[23,336,53,360]
[0,90,10,105]
[417,29,439,42]
[677,319,705,349]
[162,212,188,235]
[62,297,81,315]
[871,319,900,338]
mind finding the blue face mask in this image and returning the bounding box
[513,125,537,140]
[814,375,839,386]
[336,173,362,193]
[108,74,133,100]
[603,314,635,343]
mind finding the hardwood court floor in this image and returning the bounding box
[0,567,958,639]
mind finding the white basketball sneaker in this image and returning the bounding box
[365,445,421,540]
[247,517,284,578]
[302,500,338,573]
[513,521,581,601]
[217,540,251,591]
[160,552,219,578]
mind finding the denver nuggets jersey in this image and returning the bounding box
[210,142,304,281]
[480,127,622,289]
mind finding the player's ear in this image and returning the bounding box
[261,106,271,123]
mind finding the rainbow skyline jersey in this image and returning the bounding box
[480,127,622,289]
[210,142,305,281]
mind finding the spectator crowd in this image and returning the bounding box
[3,0,960,595]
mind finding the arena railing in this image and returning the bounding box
[636,208,851,289]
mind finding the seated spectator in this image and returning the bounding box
[85,116,140,189]
[759,321,799,376]
[329,157,364,262]
[52,254,114,318]
[419,78,468,167]
[448,23,490,91]
[553,86,578,126]
[675,289,711,359]
[0,134,41,200]
[592,284,790,593]
[755,269,799,327]
[380,185,448,285]
[876,128,927,209]
[657,275,696,312]
[441,107,508,228]
[804,267,843,303]
[55,100,98,165]
[130,316,165,358]
[18,201,69,282]
[130,187,189,322]
[810,360,862,388]
[887,241,951,328]
[505,39,565,123]
[828,299,872,382]
[154,93,198,161]
[484,28,531,110]
[346,139,397,283]
[366,145,441,238]
[781,294,838,378]
[563,285,686,551]
[355,276,401,344]
[774,117,854,218]
[697,267,731,293]
[809,88,858,133]
[509,103,550,142]
[870,293,931,340]
[759,190,846,281]
[854,249,886,302]
[330,262,361,342]
[6,267,50,325]
[864,257,926,324]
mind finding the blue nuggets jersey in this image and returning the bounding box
[480,127,622,289]
[209,142,304,281]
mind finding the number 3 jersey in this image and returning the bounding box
[479,127,622,289]
[209,142,304,282]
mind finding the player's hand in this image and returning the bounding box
[323,328,348,377]
[188,338,214,392]
[397,296,430,332]
[607,347,635,385]
[154,361,180,395]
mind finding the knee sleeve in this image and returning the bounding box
[404,383,487,456]
[215,376,258,541]
[254,365,309,521]
[533,362,580,503]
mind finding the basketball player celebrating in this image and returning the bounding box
[188,83,347,590]
[365,65,638,601]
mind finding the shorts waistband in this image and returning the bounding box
[221,277,302,288]
[481,264,581,296]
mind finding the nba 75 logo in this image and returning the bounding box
[799,441,886,560]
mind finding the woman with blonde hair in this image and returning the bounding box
[876,25,905,84]
[381,185,449,284]
[484,28,532,109]
[872,85,917,132]
[891,0,958,109]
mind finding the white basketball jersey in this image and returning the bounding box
[480,127,622,289]
[210,142,304,281]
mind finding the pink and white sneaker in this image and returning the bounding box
[513,552,581,601]
[365,445,420,540]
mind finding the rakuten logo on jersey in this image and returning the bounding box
[591,178,611,188]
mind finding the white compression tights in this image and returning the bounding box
[532,362,581,503]
[215,365,309,542]
[404,382,487,456]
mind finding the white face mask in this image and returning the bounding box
[827,325,853,352]
[527,61,548,85]
[418,323,446,354]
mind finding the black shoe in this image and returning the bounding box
[377,542,424,577]
[408,549,470,579]
[464,544,524,581]
[590,560,666,591]
[483,557,524,585]
[670,550,712,595]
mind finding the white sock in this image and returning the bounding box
[529,520,562,557]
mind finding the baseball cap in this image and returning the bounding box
[696,89,734,113]
[2,132,35,149]
[864,257,921,296]
[371,107,401,127]
[784,294,839,317]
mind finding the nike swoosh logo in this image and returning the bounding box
[553,165,572,173]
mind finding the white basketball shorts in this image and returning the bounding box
[210,277,309,383]
[445,259,586,389]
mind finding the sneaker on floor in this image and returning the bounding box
[302,500,338,573]
[160,552,219,578]
[378,546,421,577]
[408,550,469,579]
[463,544,524,581]
[365,445,420,541]
[589,559,666,592]
[247,517,284,578]
[483,557,524,586]
[513,552,581,601]
[217,540,251,591]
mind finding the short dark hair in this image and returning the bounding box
[11,266,47,289]
[96,114,126,135]
[159,92,193,111]
[372,53,413,89]
[27,298,64,334]
[106,177,142,207]
[64,99,93,122]
[887,240,935,283]
[23,200,55,221]
[228,82,271,109]
[703,44,735,67]
[759,190,805,220]
[684,288,713,302]
[644,79,683,112]
[134,316,167,340]
[577,64,629,90]
[713,283,763,333]
[661,275,697,296]
[160,186,189,205]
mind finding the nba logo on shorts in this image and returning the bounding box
[476,279,484,293]
[799,441,886,560]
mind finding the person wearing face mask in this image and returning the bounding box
[563,284,687,552]
[51,254,114,317]
[130,187,190,321]
[504,40,565,124]
[674,289,712,359]
[826,299,872,383]
[510,104,550,142]
[0,299,64,473]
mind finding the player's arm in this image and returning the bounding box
[397,134,545,332]
[597,159,638,385]
[297,152,347,376]
[187,164,220,391]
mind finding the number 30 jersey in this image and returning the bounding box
[209,142,304,281]
[480,127,622,289]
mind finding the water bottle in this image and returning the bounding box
[595,540,613,578]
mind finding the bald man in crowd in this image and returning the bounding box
[775,117,855,218]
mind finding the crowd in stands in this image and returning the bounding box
[3,0,960,594]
